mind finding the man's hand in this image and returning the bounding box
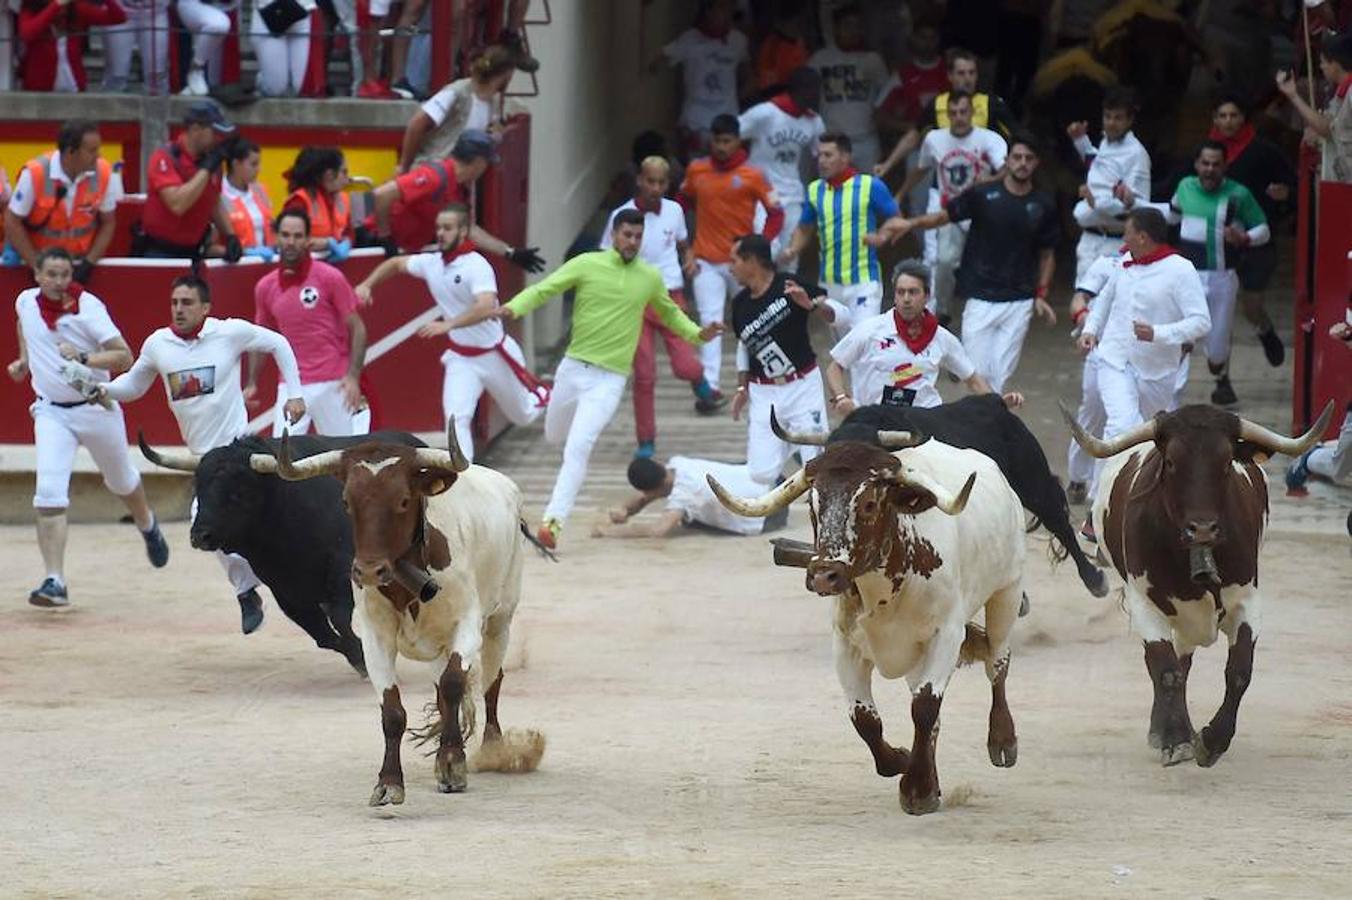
[1077,183,1097,208]
[1266,183,1290,203]
[1112,181,1136,207]
[1069,293,1088,323]
[1077,333,1098,354]
[56,341,83,361]
[506,246,545,273]
[355,283,375,307]
[872,161,891,177]
[340,375,363,412]
[1066,120,1089,140]
[1034,297,1057,325]
[7,358,28,382]
[1275,69,1298,99]
[730,387,748,421]
[608,507,630,525]
[833,396,858,416]
[72,259,94,284]
[417,320,452,338]
[1222,223,1250,247]
[198,144,227,173]
[775,246,799,267]
[490,305,518,321]
[1001,391,1024,409]
[697,322,724,342]
[681,255,698,279]
[283,397,306,424]
[783,280,817,311]
[242,384,262,410]
[1132,320,1155,342]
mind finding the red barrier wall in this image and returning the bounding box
[1293,175,1352,437]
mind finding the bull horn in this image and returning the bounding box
[273,430,345,481]
[1236,400,1334,458]
[249,454,279,474]
[876,429,927,450]
[770,406,828,446]
[137,430,199,472]
[707,468,811,518]
[1058,400,1157,459]
[407,416,473,473]
[883,465,977,516]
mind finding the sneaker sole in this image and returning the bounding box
[29,594,70,608]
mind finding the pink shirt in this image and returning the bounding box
[253,255,359,384]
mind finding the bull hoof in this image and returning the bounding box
[437,755,468,793]
[988,739,1018,768]
[900,785,942,816]
[369,782,405,806]
[1193,727,1229,768]
[1160,739,1195,767]
[1148,730,1163,750]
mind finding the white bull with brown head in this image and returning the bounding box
[709,417,1027,814]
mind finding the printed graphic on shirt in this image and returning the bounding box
[168,366,215,400]
[299,286,320,309]
[820,63,874,104]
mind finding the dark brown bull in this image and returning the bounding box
[1066,402,1332,767]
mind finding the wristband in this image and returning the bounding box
[830,393,848,405]
[1035,285,1049,300]
[1071,307,1089,325]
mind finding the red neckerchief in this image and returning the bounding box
[894,307,938,354]
[1122,245,1178,267]
[711,147,749,172]
[37,283,83,331]
[1208,122,1256,164]
[1339,73,1352,99]
[697,23,730,42]
[633,195,663,215]
[826,166,860,190]
[172,317,207,340]
[441,239,478,263]
[771,93,810,117]
[278,250,313,288]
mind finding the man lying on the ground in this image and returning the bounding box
[592,455,788,538]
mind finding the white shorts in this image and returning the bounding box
[273,379,372,437]
[745,367,828,484]
[31,400,141,509]
[1198,268,1239,365]
[441,336,544,462]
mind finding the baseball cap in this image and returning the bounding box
[453,129,501,164]
[183,101,236,134]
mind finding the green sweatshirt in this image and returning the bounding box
[506,249,705,376]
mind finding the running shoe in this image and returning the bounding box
[390,78,427,101]
[1211,375,1238,406]
[537,518,561,551]
[356,79,398,100]
[1285,448,1313,497]
[634,441,655,459]
[141,517,170,568]
[694,391,728,415]
[28,577,69,608]
[1258,328,1285,367]
[238,588,265,635]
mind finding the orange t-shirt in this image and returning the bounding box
[681,154,781,264]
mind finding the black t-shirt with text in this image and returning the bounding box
[946,182,1059,301]
[732,273,823,380]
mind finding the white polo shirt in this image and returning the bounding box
[599,199,688,290]
[103,318,303,454]
[830,310,974,408]
[666,455,765,535]
[405,249,503,349]
[1082,253,1210,381]
[7,150,121,218]
[16,287,120,404]
[738,100,825,205]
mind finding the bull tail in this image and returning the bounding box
[958,623,991,667]
[519,519,558,562]
[408,694,479,754]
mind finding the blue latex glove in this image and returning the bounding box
[326,237,352,262]
[0,243,22,267]
[243,246,277,262]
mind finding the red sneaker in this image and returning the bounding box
[356,79,397,99]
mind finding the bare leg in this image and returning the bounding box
[35,508,68,582]
[116,483,155,531]
[435,652,470,793]
[388,0,428,86]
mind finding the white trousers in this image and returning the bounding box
[925,223,967,316]
[99,5,170,93]
[1074,230,1123,284]
[542,357,627,523]
[960,297,1033,393]
[272,379,372,437]
[1307,413,1352,484]
[440,338,543,462]
[31,401,142,509]
[249,5,310,97]
[1199,269,1239,366]
[176,0,231,80]
[1066,352,1105,485]
[746,369,827,484]
[824,281,884,332]
[1093,361,1178,494]
[754,200,803,265]
[191,496,262,596]
[692,260,739,389]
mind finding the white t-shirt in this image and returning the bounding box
[103,318,303,454]
[829,311,974,408]
[807,45,889,142]
[599,199,688,290]
[405,250,503,349]
[666,455,765,535]
[664,28,749,131]
[16,287,121,404]
[737,101,824,204]
[8,151,122,218]
[917,126,1007,206]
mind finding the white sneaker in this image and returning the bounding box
[180,66,209,97]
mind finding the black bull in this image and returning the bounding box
[830,397,1108,597]
[141,430,426,676]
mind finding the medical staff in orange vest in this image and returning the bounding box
[2,120,119,284]
[282,146,354,262]
[220,138,276,262]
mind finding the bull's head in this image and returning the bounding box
[254,421,469,591]
[138,432,276,552]
[709,410,974,597]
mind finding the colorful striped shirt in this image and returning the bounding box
[801,172,898,286]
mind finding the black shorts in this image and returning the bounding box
[1235,242,1278,292]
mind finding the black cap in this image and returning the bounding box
[452,129,501,164]
[183,101,236,134]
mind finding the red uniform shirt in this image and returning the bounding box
[143,135,223,245]
[878,60,949,124]
[388,159,467,252]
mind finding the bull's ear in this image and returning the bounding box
[415,468,460,496]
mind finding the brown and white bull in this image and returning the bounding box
[708,424,1027,815]
[1065,402,1332,767]
[257,423,544,805]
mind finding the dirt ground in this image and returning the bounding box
[2,508,1350,897]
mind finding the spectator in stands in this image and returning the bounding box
[807,3,889,170]
[3,120,119,284]
[1275,33,1352,184]
[17,0,128,92]
[98,0,169,94]
[137,101,242,261]
[367,129,545,273]
[664,0,750,158]
[875,19,948,142]
[753,2,808,97]
[396,45,517,174]
[497,0,539,73]
[176,0,232,97]
[283,147,353,261]
[220,139,275,261]
[250,0,311,97]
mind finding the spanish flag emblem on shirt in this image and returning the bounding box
[890,363,923,386]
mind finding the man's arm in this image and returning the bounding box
[503,255,586,318]
[1276,70,1331,138]
[354,256,411,305]
[100,348,159,401]
[824,359,855,415]
[87,336,133,374]
[1151,272,1212,345]
[876,125,922,177]
[158,168,213,217]
[649,281,709,344]
[239,321,304,400]
[777,222,816,266]
[3,208,37,268]
[371,180,401,239]
[84,209,116,266]
[1034,248,1056,324]
[422,291,499,335]
[593,509,685,539]
[341,312,367,411]
[398,112,436,174]
[1080,273,1118,345]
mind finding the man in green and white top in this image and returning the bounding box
[1169,140,1269,406]
[492,208,724,549]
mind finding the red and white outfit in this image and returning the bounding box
[404,244,546,461]
[739,94,825,260]
[17,0,127,91]
[98,0,170,94]
[254,253,369,437]
[15,286,141,509]
[829,308,974,407]
[1066,251,1125,488]
[666,456,766,535]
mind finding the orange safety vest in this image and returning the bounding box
[285,187,351,241]
[225,183,275,249]
[23,155,111,256]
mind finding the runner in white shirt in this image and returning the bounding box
[592,455,786,538]
[1064,250,1127,505]
[5,247,169,609]
[823,260,1021,414]
[1067,88,1152,281]
[96,273,305,633]
[663,1,750,153]
[738,68,825,262]
[356,203,548,461]
[807,5,889,169]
